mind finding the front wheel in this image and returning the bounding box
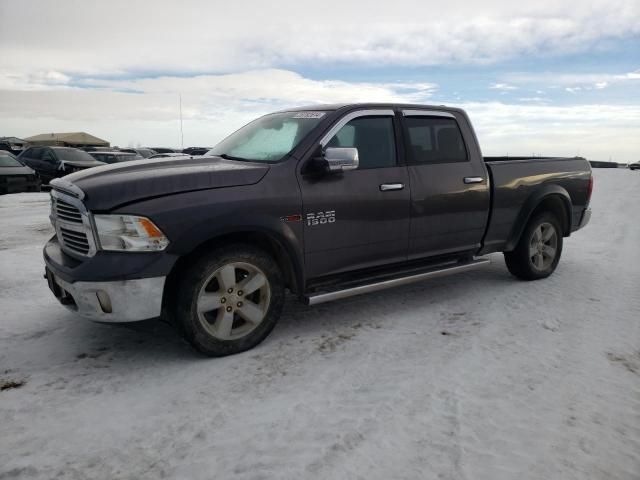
[175,245,285,356]
[504,212,563,280]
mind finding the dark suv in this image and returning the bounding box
[119,148,157,158]
[182,147,210,156]
[89,151,142,164]
[19,147,105,184]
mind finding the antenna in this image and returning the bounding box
[179,94,184,150]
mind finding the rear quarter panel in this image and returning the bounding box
[482,157,591,254]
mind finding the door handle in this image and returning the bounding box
[463,176,484,184]
[380,183,404,191]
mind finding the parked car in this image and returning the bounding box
[149,153,193,159]
[182,147,210,156]
[0,152,41,194]
[43,103,593,357]
[629,162,640,170]
[19,146,105,184]
[89,151,142,164]
[82,146,113,152]
[150,147,177,154]
[119,148,157,158]
[0,141,17,155]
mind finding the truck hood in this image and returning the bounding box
[59,155,270,210]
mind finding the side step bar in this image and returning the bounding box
[305,258,490,306]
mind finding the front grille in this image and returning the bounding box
[59,227,91,255]
[50,190,95,258]
[55,199,83,223]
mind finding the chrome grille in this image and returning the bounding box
[59,227,91,255]
[50,188,97,258]
[55,199,83,223]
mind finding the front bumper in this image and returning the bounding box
[45,267,165,322]
[0,176,41,194]
[43,236,174,322]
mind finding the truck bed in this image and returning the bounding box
[480,156,592,254]
[484,156,582,163]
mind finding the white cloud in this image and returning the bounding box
[1,0,639,75]
[0,69,436,147]
[0,1,638,162]
[505,70,640,88]
[517,97,548,103]
[460,101,640,162]
[1,69,638,162]
[0,70,71,91]
[490,83,517,91]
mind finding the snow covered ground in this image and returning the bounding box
[1,169,639,480]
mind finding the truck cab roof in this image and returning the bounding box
[274,103,466,114]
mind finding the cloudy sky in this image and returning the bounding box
[1,0,639,162]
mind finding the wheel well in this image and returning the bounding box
[162,232,300,318]
[530,195,570,236]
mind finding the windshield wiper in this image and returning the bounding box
[218,153,252,162]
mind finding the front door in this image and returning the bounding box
[41,148,61,181]
[298,110,411,279]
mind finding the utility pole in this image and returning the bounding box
[179,94,184,150]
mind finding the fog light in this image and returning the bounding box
[96,290,112,313]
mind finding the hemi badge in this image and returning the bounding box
[280,214,303,223]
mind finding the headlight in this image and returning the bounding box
[93,215,169,252]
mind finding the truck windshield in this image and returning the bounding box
[207,111,326,162]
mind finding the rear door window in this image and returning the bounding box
[405,116,468,164]
[25,147,43,159]
[42,149,57,163]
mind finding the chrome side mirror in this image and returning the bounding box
[324,147,359,172]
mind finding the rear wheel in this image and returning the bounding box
[504,212,563,280]
[175,245,285,356]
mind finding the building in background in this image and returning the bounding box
[0,136,29,154]
[24,132,109,149]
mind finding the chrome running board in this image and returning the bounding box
[305,258,490,306]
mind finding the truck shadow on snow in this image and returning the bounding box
[55,258,515,364]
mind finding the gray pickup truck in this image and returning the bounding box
[44,103,592,356]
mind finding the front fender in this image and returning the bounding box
[171,212,305,293]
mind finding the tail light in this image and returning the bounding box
[587,175,594,203]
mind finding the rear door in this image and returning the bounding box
[401,110,490,259]
[298,109,411,279]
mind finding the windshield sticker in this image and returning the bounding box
[293,112,326,119]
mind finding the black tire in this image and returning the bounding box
[175,244,285,357]
[504,211,563,280]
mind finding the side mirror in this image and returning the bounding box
[323,147,359,173]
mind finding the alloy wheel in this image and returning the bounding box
[529,222,558,271]
[196,262,271,340]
